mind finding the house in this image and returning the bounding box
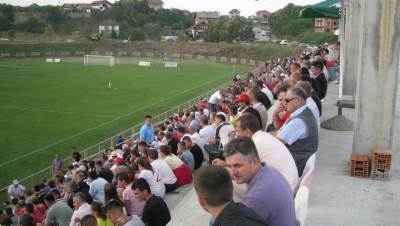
[229,9,241,18]
[146,0,163,10]
[99,19,120,37]
[256,10,271,28]
[91,0,112,11]
[194,11,219,26]
[315,18,339,33]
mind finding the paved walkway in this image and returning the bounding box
[165,83,400,226]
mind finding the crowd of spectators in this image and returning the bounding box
[1,44,336,226]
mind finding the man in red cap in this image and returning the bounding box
[235,93,263,128]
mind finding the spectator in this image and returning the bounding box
[94,161,113,183]
[165,132,179,155]
[137,158,165,198]
[19,214,34,226]
[248,88,268,130]
[116,172,145,216]
[70,192,93,226]
[44,193,73,226]
[227,104,239,127]
[299,71,322,116]
[3,206,17,226]
[104,183,123,205]
[52,154,64,176]
[208,88,224,114]
[272,87,290,131]
[147,149,178,193]
[132,179,171,226]
[297,81,321,127]
[182,136,204,170]
[71,146,81,164]
[91,201,113,226]
[139,115,154,145]
[310,61,327,100]
[81,215,98,226]
[235,93,262,128]
[177,141,195,172]
[194,166,267,226]
[277,86,319,176]
[224,137,297,226]
[106,200,144,226]
[88,171,108,205]
[199,117,215,143]
[158,146,192,186]
[25,203,43,225]
[8,180,25,200]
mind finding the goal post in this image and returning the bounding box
[84,55,116,66]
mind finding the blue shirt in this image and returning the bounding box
[89,177,108,205]
[245,166,297,226]
[278,105,308,145]
[140,123,154,145]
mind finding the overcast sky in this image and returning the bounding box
[0,0,322,16]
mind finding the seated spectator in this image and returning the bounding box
[19,214,34,226]
[105,199,144,226]
[165,132,179,155]
[182,136,204,170]
[159,146,192,186]
[91,201,113,226]
[297,81,320,127]
[147,149,178,193]
[94,161,114,183]
[81,215,98,226]
[8,180,26,200]
[194,166,267,226]
[177,141,195,172]
[116,172,145,216]
[277,86,319,176]
[25,203,43,225]
[2,206,17,226]
[248,88,269,130]
[104,183,124,205]
[299,71,322,116]
[227,104,240,127]
[88,171,108,205]
[44,193,73,226]
[272,87,290,130]
[137,158,165,198]
[70,192,93,226]
[132,179,171,226]
[199,116,215,143]
[224,137,297,226]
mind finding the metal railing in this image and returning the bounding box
[0,79,234,194]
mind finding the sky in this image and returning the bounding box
[0,0,322,16]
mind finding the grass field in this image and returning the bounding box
[0,57,253,191]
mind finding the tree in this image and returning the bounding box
[46,6,66,32]
[0,4,15,30]
[8,29,15,40]
[44,24,56,40]
[269,3,314,39]
[203,20,228,43]
[130,28,145,41]
[226,18,254,43]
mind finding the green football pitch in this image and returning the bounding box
[0,57,253,191]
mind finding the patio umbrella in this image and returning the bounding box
[299,0,341,18]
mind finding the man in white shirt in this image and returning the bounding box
[70,192,92,226]
[199,117,215,143]
[147,149,178,193]
[208,88,224,113]
[8,180,25,200]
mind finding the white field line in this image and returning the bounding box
[0,77,226,168]
[0,106,115,119]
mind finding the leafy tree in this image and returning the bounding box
[46,6,66,32]
[269,3,314,39]
[204,17,254,43]
[130,28,145,41]
[203,20,227,43]
[44,24,56,39]
[0,4,15,30]
[16,17,45,33]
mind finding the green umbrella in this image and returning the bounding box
[299,0,341,18]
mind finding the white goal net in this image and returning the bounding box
[84,55,116,66]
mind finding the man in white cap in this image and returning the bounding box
[8,180,26,200]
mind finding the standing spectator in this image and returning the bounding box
[52,154,64,176]
[208,88,224,114]
[105,200,144,226]
[44,193,73,226]
[182,136,204,170]
[71,146,81,164]
[132,179,171,226]
[8,180,25,200]
[147,149,178,193]
[88,171,108,205]
[277,86,319,176]
[69,193,92,226]
[137,158,165,198]
[116,173,145,216]
[194,166,267,226]
[224,137,297,226]
[139,115,154,145]
[310,61,327,100]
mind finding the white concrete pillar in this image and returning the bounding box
[352,0,400,156]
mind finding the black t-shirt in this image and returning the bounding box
[72,151,81,162]
[190,144,204,170]
[142,195,171,226]
[168,138,179,155]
